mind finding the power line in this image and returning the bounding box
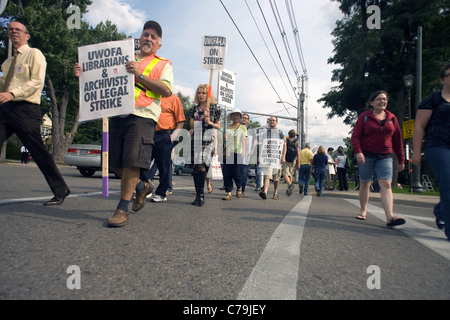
[218,0,293,118]
[269,0,300,83]
[246,0,296,103]
[285,0,308,77]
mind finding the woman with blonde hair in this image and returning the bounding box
[188,84,221,206]
[312,146,328,196]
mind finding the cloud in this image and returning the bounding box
[83,0,146,35]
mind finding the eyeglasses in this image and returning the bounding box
[7,27,27,33]
[268,119,277,122]
[443,73,450,78]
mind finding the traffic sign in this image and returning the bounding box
[403,119,414,139]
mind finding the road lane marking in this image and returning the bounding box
[0,191,121,205]
[238,196,312,300]
[345,199,450,261]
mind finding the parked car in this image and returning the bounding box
[173,157,193,176]
[64,143,104,177]
[248,166,256,179]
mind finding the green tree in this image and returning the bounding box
[1,0,127,162]
[320,0,450,126]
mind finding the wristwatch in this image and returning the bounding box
[138,74,144,81]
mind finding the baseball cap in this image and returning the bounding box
[143,20,162,38]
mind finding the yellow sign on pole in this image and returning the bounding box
[403,119,414,139]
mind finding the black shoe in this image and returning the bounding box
[44,189,70,206]
[197,194,205,206]
[299,186,304,194]
[192,194,200,206]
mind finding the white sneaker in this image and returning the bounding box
[146,193,153,199]
[151,194,167,202]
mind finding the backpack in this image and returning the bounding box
[285,138,298,162]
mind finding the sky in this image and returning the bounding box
[83,0,351,150]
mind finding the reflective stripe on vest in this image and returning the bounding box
[134,56,169,106]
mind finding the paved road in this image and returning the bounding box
[0,162,449,304]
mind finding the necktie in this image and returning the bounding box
[1,50,18,92]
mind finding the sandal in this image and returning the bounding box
[223,192,232,201]
[273,194,279,200]
[259,191,267,200]
[356,214,367,220]
[386,217,406,227]
[208,185,213,193]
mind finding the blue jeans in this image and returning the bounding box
[140,131,173,197]
[298,164,311,195]
[314,168,326,196]
[255,164,263,189]
[242,165,250,192]
[425,147,450,240]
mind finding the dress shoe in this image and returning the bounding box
[132,181,154,212]
[107,209,129,228]
[43,189,70,206]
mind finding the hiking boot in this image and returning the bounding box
[107,209,129,228]
[132,181,154,212]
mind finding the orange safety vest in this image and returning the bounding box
[134,55,171,107]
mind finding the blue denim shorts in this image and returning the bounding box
[358,156,393,182]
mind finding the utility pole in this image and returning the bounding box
[299,76,306,149]
[411,26,423,193]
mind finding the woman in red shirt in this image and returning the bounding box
[351,90,406,227]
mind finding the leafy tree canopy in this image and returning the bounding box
[1,0,128,162]
[320,0,450,126]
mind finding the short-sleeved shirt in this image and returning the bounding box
[225,124,247,154]
[418,91,450,150]
[189,104,221,132]
[132,55,173,122]
[313,153,328,171]
[299,148,314,165]
[156,94,185,131]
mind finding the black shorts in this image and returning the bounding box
[109,115,156,169]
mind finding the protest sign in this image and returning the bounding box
[201,36,226,70]
[78,39,135,122]
[260,138,284,169]
[217,68,235,109]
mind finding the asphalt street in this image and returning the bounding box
[0,161,449,304]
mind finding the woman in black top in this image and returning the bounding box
[188,84,221,206]
[412,63,450,240]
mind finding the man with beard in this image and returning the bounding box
[75,21,173,227]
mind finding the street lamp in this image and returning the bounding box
[403,74,423,193]
[403,74,414,94]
